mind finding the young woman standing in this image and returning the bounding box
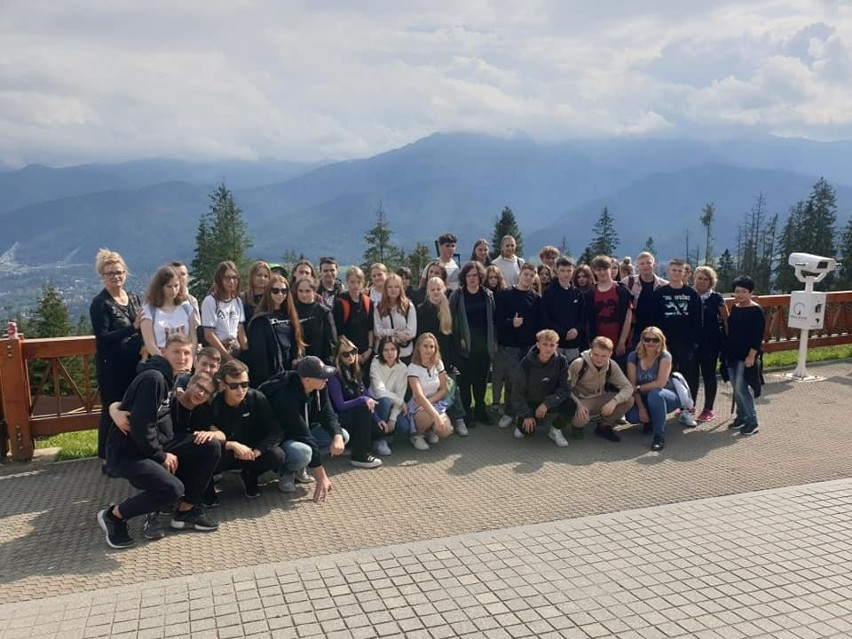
[246,274,304,387]
[140,265,197,357]
[201,261,248,361]
[373,273,417,363]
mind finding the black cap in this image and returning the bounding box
[297,356,336,380]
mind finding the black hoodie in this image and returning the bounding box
[509,346,571,419]
[261,371,342,469]
[108,355,175,464]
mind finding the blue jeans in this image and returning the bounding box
[279,440,312,473]
[375,397,412,436]
[626,388,682,436]
[728,361,757,424]
[310,426,350,455]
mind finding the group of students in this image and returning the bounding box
[89,235,765,549]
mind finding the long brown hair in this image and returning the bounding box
[211,261,241,300]
[377,273,410,318]
[251,274,304,355]
[145,265,187,307]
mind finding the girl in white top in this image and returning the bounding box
[369,337,410,437]
[201,260,248,360]
[140,265,198,357]
[407,332,452,450]
[373,273,417,360]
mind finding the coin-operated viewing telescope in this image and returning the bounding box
[787,253,837,380]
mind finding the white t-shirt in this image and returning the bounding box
[491,255,525,288]
[422,258,459,290]
[407,360,445,398]
[142,303,193,349]
[201,295,245,341]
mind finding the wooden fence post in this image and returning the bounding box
[0,337,34,461]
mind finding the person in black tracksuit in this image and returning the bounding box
[98,335,221,549]
[541,256,587,362]
[209,359,286,498]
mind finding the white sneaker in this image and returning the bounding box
[426,431,440,445]
[498,414,514,429]
[513,427,525,439]
[411,435,430,451]
[454,419,469,437]
[490,403,505,416]
[549,427,569,448]
[373,440,392,456]
[679,411,698,427]
[278,473,296,493]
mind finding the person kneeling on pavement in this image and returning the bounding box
[208,359,286,499]
[508,329,575,447]
[260,356,339,501]
[98,334,221,549]
[569,336,635,443]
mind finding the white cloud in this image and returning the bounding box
[1,0,851,165]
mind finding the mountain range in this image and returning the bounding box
[1,132,851,314]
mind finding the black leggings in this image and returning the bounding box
[696,346,720,410]
[668,342,699,401]
[458,347,490,417]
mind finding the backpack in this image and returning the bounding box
[338,293,371,324]
[575,357,612,385]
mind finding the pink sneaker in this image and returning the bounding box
[697,410,715,422]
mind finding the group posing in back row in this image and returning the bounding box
[90,235,765,548]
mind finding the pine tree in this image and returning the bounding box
[716,249,735,293]
[586,206,619,257]
[643,236,657,258]
[774,201,806,293]
[558,236,570,258]
[404,242,433,280]
[700,203,715,267]
[837,219,852,290]
[190,183,254,299]
[32,283,71,338]
[490,207,524,259]
[362,201,404,272]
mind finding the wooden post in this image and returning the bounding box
[0,337,34,461]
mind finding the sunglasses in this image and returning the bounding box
[642,337,661,344]
[341,350,358,357]
[225,381,249,390]
[270,287,289,295]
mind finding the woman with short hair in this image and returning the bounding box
[723,276,764,436]
[90,248,143,468]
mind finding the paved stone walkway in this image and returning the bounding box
[0,360,850,637]
[2,478,851,638]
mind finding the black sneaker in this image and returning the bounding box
[594,425,621,443]
[474,410,494,426]
[170,506,219,531]
[728,417,745,430]
[97,506,134,549]
[650,435,665,451]
[143,512,165,540]
[641,423,652,435]
[201,492,220,509]
[240,470,260,499]
[739,422,759,436]
[350,454,383,469]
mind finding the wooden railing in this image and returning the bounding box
[2,291,852,461]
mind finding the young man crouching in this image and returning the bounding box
[569,336,634,442]
[508,329,574,447]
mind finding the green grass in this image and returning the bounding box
[35,430,98,461]
[30,344,852,461]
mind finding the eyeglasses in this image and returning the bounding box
[104,270,125,278]
[270,287,288,295]
[224,275,239,281]
[642,337,661,344]
[225,381,249,390]
[342,350,358,358]
[192,384,214,397]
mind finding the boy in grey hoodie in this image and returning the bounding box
[568,336,634,443]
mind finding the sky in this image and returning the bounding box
[1,0,851,166]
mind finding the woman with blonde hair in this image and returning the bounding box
[246,273,305,387]
[407,333,453,450]
[410,260,447,305]
[693,265,728,421]
[240,260,271,324]
[140,265,198,357]
[625,326,693,452]
[90,248,143,468]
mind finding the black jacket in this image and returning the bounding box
[541,283,587,350]
[261,371,342,469]
[295,299,338,364]
[108,356,175,463]
[210,388,283,452]
[246,311,296,388]
[509,347,572,418]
